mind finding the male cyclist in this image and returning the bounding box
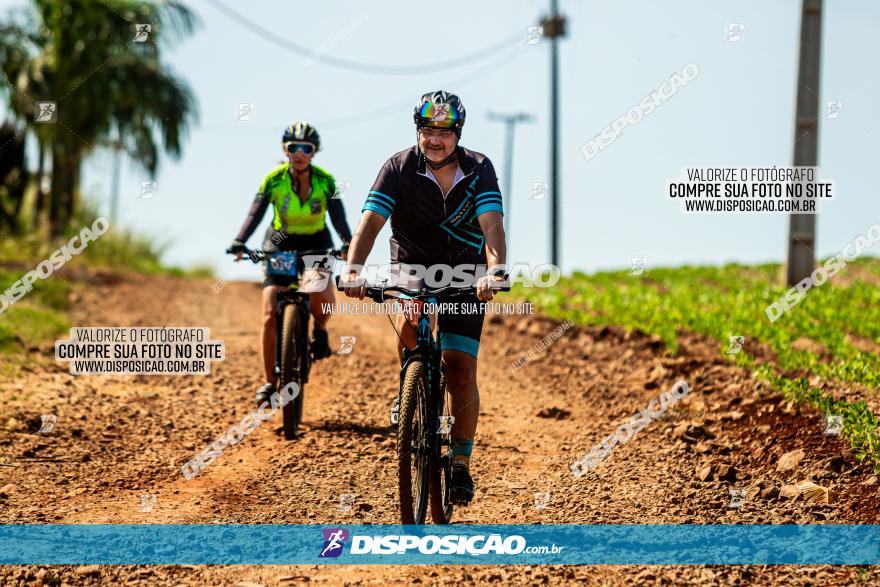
[340,91,506,504]
[230,122,352,407]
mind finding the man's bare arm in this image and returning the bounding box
[478,211,506,272]
[477,211,507,300]
[341,210,387,298]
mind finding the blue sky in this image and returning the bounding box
[2,0,879,282]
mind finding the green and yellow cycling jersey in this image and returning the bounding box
[233,162,352,247]
[258,163,336,235]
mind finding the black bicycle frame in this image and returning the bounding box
[399,297,447,462]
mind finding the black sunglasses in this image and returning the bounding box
[285,142,315,155]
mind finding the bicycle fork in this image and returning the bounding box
[274,292,312,385]
[397,305,449,467]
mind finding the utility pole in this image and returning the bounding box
[487,112,534,241]
[110,145,121,224]
[541,1,566,268]
[786,0,823,286]
[109,126,123,225]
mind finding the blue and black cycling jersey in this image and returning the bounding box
[362,145,503,268]
[361,145,504,359]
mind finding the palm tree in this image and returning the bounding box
[0,0,199,237]
[0,7,47,234]
[0,121,28,232]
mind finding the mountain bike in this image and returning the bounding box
[228,246,342,439]
[337,277,509,524]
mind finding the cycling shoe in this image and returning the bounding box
[254,382,276,408]
[311,327,332,360]
[449,455,474,505]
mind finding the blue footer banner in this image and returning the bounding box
[1,524,878,565]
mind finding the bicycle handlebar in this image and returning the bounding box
[226,246,343,264]
[333,275,511,304]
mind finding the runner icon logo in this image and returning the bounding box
[431,104,450,121]
[35,102,57,123]
[629,257,647,276]
[529,182,548,200]
[339,494,357,513]
[728,488,747,509]
[319,528,349,558]
[140,494,156,512]
[525,26,543,45]
[727,335,745,354]
[140,181,158,199]
[39,415,57,433]
[338,336,356,355]
[824,414,843,436]
[438,415,455,435]
[533,492,550,510]
[333,181,351,199]
[133,24,151,42]
[824,101,842,119]
[726,23,744,42]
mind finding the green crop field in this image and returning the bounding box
[520,257,880,468]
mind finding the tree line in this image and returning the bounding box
[0,0,198,239]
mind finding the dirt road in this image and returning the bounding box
[1,272,876,585]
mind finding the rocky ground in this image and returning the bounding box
[1,272,877,585]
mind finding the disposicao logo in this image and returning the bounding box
[319,528,349,558]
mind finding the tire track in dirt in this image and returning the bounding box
[1,273,876,585]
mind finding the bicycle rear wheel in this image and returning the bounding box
[397,360,430,524]
[280,303,304,439]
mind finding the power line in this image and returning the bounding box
[195,34,530,156]
[320,44,527,130]
[205,0,524,76]
[199,43,529,135]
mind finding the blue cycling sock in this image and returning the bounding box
[449,439,474,461]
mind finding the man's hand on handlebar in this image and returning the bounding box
[476,274,507,301]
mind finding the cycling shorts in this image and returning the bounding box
[391,264,484,359]
[262,228,333,288]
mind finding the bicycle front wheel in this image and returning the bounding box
[429,370,453,524]
[280,303,304,439]
[397,360,430,524]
